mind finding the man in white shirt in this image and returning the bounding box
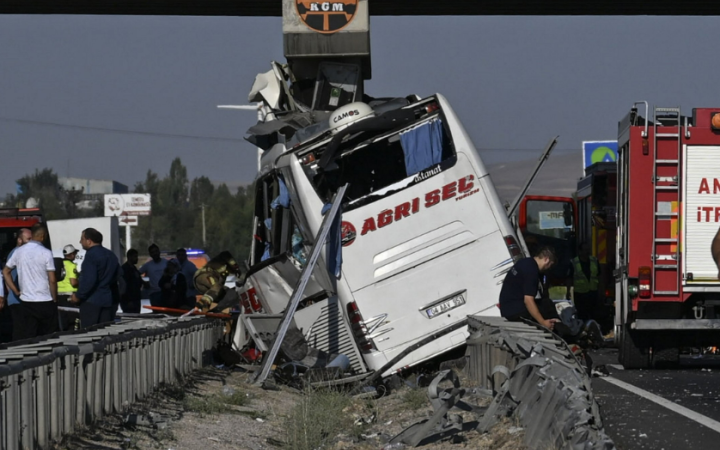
[2,223,58,340]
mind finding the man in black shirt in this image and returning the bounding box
[499,245,560,330]
[500,245,605,348]
[120,249,142,314]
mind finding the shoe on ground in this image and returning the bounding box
[583,320,604,347]
[591,364,609,377]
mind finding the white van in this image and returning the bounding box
[238,94,524,377]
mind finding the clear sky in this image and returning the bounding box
[0,15,717,196]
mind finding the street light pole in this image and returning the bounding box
[201,203,206,248]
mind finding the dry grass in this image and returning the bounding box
[183,386,250,417]
[401,386,430,411]
[281,386,354,450]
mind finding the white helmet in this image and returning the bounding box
[328,102,375,135]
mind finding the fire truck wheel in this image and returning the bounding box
[651,336,680,369]
[619,325,650,369]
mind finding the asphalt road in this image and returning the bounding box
[591,348,720,450]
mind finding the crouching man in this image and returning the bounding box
[499,245,602,346]
[193,251,242,313]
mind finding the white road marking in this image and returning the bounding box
[602,376,720,434]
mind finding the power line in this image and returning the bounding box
[481,148,578,154]
[0,115,580,153]
[0,115,248,142]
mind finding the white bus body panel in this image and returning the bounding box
[337,95,517,374]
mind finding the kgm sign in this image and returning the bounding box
[295,1,359,34]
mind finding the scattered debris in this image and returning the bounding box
[387,369,489,447]
[124,412,171,430]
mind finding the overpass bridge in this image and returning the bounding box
[0,1,710,16]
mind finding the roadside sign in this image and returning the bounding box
[104,194,151,217]
[119,215,138,226]
[582,141,618,170]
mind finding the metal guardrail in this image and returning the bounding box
[0,315,225,450]
[465,315,616,450]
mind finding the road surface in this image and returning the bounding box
[591,348,720,450]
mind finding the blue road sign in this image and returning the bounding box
[582,141,618,169]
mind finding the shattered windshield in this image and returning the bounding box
[302,114,456,210]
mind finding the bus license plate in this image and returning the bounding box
[426,294,465,318]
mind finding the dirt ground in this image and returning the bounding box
[54,366,527,450]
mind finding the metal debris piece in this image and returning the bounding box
[388,369,484,447]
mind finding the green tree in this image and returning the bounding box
[133,170,161,251]
[12,168,67,219]
[129,158,255,262]
[189,176,214,208]
[6,159,257,264]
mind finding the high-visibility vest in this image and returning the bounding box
[572,256,599,293]
[57,259,78,294]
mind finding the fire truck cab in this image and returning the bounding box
[616,102,720,369]
[517,195,577,300]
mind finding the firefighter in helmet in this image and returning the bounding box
[566,242,600,321]
[194,251,242,313]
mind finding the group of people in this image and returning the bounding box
[123,244,199,312]
[0,224,120,341]
[0,225,244,343]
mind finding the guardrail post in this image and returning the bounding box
[36,365,49,449]
[5,374,20,450]
[19,369,35,450]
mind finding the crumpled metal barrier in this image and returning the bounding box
[388,369,489,447]
[0,316,225,450]
[465,316,616,450]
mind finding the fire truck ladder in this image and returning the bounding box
[652,106,682,295]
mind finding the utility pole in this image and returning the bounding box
[126,221,132,254]
[201,203,206,248]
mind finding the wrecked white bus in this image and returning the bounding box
[236,93,525,377]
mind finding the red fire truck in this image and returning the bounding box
[613,102,720,369]
[519,103,720,369]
